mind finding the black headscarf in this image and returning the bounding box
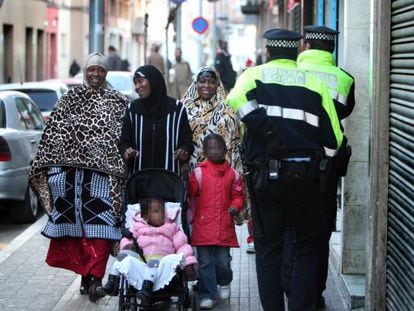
[133,65,168,118]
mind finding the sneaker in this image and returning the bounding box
[219,285,231,300]
[200,298,216,310]
[246,241,255,254]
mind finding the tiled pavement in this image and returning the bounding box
[0,215,349,310]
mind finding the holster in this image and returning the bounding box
[318,157,332,194]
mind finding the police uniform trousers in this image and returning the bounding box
[317,156,341,298]
[251,161,328,311]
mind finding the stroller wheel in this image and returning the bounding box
[190,283,200,311]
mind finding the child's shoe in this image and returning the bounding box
[200,298,217,309]
[137,280,153,306]
[96,274,120,297]
[219,285,231,300]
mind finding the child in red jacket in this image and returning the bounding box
[188,133,245,309]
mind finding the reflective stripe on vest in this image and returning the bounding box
[334,92,348,106]
[259,104,319,128]
[237,99,258,119]
[324,147,336,157]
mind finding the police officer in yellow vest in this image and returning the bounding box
[298,25,355,309]
[226,28,343,311]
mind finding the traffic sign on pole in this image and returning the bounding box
[170,0,186,4]
[192,16,209,34]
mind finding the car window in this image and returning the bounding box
[107,75,131,92]
[19,89,58,112]
[22,98,45,130]
[15,98,35,130]
[0,100,5,128]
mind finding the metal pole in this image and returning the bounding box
[176,5,182,48]
[212,1,217,66]
[198,0,203,68]
[144,13,148,64]
[89,0,105,54]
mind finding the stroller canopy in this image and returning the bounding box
[125,168,185,204]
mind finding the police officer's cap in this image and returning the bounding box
[304,25,339,41]
[263,28,302,49]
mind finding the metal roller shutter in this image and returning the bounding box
[387,1,414,310]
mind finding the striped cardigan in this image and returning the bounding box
[119,97,194,175]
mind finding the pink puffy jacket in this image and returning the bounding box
[120,216,197,267]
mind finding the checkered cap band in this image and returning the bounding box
[266,39,300,48]
[305,32,336,41]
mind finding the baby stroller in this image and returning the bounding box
[119,168,199,311]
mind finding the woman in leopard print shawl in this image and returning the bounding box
[181,67,242,172]
[29,52,128,302]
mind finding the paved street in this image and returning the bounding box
[0,215,349,311]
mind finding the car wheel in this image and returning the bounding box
[13,186,39,224]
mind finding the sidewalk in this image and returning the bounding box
[0,215,348,311]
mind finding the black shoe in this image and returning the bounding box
[80,275,91,295]
[137,280,154,306]
[316,295,326,309]
[88,276,102,303]
[96,274,120,297]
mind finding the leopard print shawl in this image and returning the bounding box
[181,67,242,172]
[29,85,128,215]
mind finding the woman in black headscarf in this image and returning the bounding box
[119,65,193,175]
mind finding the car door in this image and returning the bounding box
[14,97,44,163]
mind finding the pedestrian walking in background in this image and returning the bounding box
[188,133,245,310]
[255,49,264,65]
[295,25,355,309]
[172,47,193,99]
[29,52,128,303]
[121,58,131,71]
[147,43,165,76]
[226,28,343,311]
[181,67,241,172]
[214,40,237,93]
[118,65,193,177]
[107,46,122,71]
[69,59,81,77]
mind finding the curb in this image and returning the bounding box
[0,214,46,265]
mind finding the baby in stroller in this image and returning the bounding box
[96,196,197,306]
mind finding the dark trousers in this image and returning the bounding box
[317,168,340,297]
[251,162,327,311]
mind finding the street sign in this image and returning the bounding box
[170,0,186,3]
[192,16,209,34]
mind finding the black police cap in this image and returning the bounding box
[303,25,339,41]
[262,28,302,49]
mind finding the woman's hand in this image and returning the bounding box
[174,148,189,162]
[123,147,138,160]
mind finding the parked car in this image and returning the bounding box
[0,91,46,223]
[75,71,138,102]
[0,81,68,121]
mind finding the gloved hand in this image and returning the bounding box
[184,265,198,281]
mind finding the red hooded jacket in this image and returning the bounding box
[188,160,245,247]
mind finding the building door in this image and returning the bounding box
[3,24,13,83]
[386,1,414,309]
